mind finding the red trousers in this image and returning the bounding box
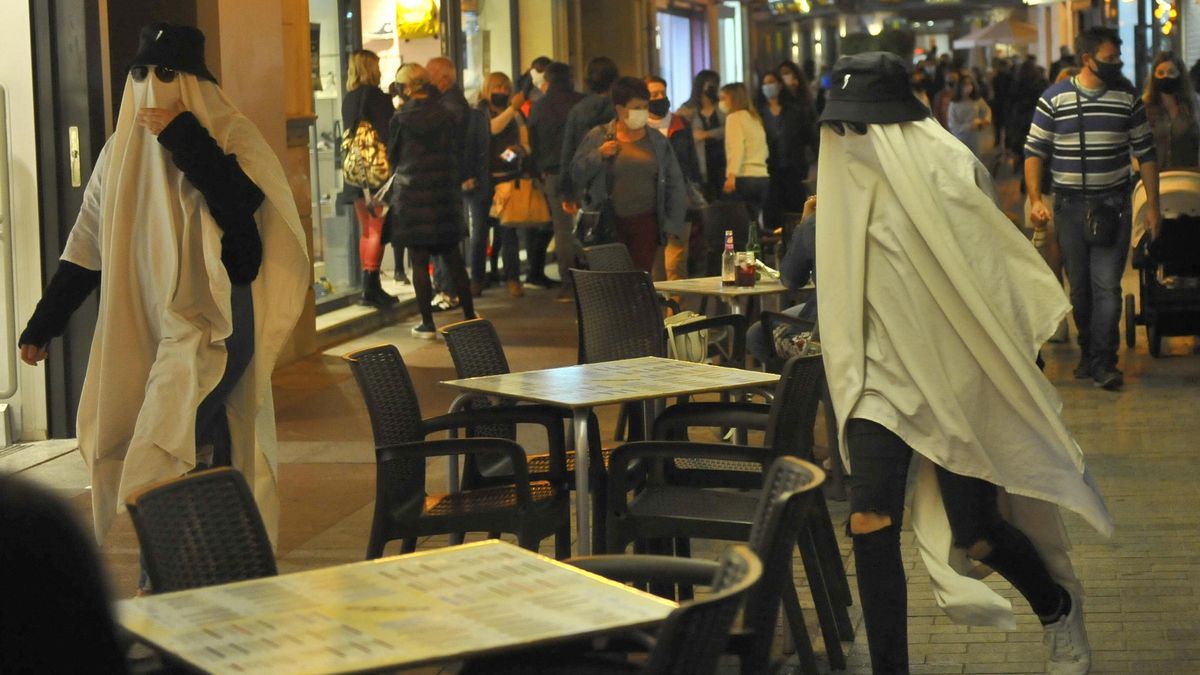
[353,199,385,272]
[616,212,659,274]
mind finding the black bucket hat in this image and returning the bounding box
[130,23,217,83]
[819,52,928,126]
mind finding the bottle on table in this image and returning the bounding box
[721,229,737,286]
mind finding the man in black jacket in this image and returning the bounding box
[528,62,586,298]
[645,75,702,282]
[428,56,489,300]
[558,56,619,213]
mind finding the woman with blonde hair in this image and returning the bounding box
[387,62,476,338]
[341,49,400,307]
[476,71,530,296]
[719,82,770,224]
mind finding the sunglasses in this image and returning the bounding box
[130,65,178,83]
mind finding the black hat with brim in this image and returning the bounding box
[131,23,217,83]
[819,51,929,126]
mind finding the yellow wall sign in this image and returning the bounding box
[396,0,439,39]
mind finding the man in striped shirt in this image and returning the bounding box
[1024,26,1161,391]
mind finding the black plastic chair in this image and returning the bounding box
[461,545,762,675]
[604,440,851,671]
[344,344,571,559]
[572,456,826,674]
[126,467,276,594]
[581,243,638,272]
[440,318,608,551]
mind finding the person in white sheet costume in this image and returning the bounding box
[18,24,308,546]
[815,53,1113,675]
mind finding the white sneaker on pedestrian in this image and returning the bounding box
[1043,590,1090,674]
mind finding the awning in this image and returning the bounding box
[953,18,1039,48]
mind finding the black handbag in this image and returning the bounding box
[574,126,619,247]
[1075,90,1121,246]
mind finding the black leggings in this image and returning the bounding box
[409,245,474,326]
[846,418,1064,674]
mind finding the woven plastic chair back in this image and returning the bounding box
[644,545,762,675]
[765,355,825,461]
[127,468,277,593]
[581,243,638,272]
[571,269,666,364]
[344,345,427,496]
[441,319,516,441]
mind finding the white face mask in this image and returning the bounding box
[531,68,545,88]
[625,109,649,130]
[718,100,730,115]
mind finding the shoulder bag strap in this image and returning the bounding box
[1074,83,1087,193]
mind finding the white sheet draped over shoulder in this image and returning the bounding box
[60,74,308,544]
[815,119,1114,628]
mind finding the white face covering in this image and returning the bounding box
[130,71,184,115]
[531,68,545,88]
[625,109,649,130]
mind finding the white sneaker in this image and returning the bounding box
[1043,590,1090,674]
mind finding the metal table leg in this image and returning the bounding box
[573,407,592,555]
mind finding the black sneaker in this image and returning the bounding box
[525,275,560,289]
[1092,367,1123,390]
[1072,359,1091,380]
[411,323,437,340]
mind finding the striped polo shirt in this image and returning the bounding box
[1024,77,1156,193]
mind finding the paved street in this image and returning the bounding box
[20,164,1200,673]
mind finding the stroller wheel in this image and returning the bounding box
[1125,294,1137,348]
[1147,322,1163,358]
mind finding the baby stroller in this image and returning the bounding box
[1125,170,1200,357]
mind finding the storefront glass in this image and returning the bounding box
[461,0,517,102]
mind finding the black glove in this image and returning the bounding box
[221,227,263,285]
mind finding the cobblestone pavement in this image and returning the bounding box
[22,161,1200,673]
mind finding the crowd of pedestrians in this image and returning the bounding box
[335,50,835,337]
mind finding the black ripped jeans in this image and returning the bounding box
[846,418,1064,674]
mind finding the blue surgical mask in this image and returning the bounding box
[762,83,781,100]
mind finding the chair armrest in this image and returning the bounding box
[567,554,718,587]
[424,407,568,478]
[607,441,767,507]
[653,401,771,440]
[378,438,536,502]
[673,313,748,364]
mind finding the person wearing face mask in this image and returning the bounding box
[1142,52,1200,170]
[571,76,688,274]
[476,71,529,297]
[17,24,309,548]
[677,70,727,200]
[947,73,992,158]
[1026,26,1161,390]
[757,69,816,232]
[529,62,586,299]
[645,75,702,282]
[516,56,552,117]
[777,61,807,106]
[719,82,771,225]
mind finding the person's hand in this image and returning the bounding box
[1029,200,1051,228]
[599,140,620,158]
[562,200,580,216]
[802,196,817,220]
[1145,205,1162,241]
[19,344,48,366]
[136,99,186,136]
[462,178,478,191]
[510,91,527,111]
[723,175,736,194]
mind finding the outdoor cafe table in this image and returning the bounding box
[653,276,803,314]
[117,539,677,675]
[440,356,779,555]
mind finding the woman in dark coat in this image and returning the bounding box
[387,63,475,338]
[757,68,816,231]
[340,49,400,307]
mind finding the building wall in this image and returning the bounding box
[579,0,648,80]
[0,1,47,439]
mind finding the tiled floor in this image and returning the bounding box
[18,168,1200,673]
